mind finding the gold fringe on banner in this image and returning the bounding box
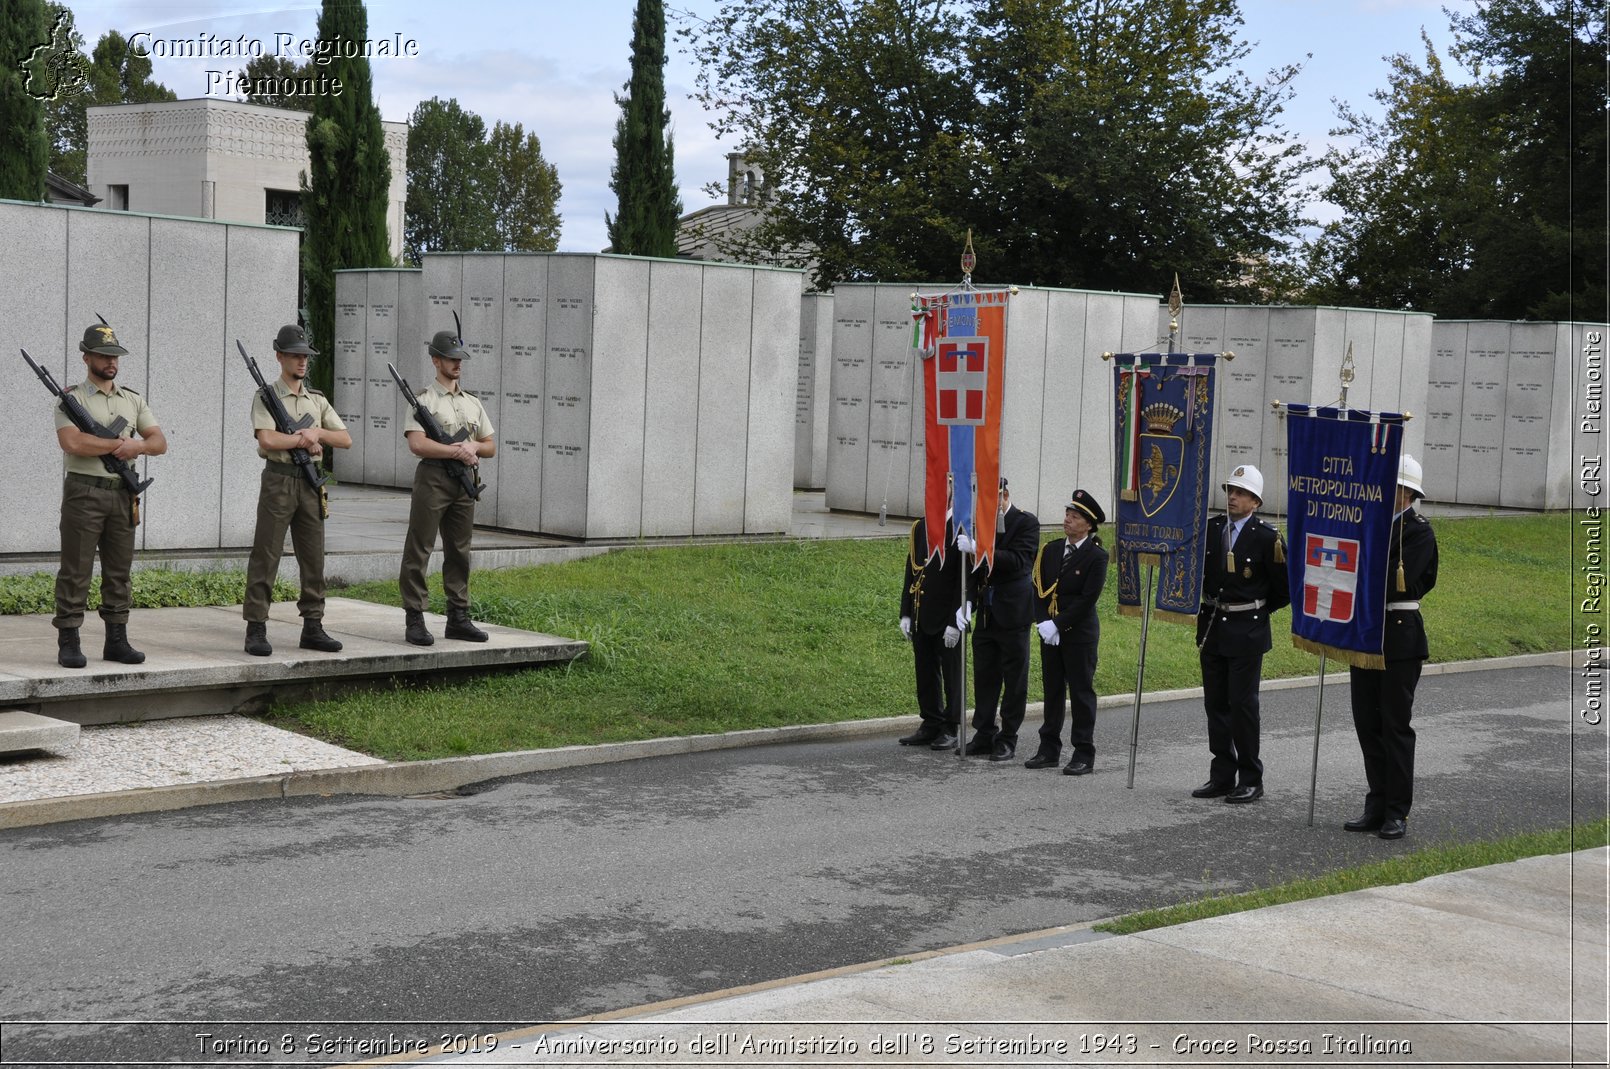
[1117,603,1145,619]
[1153,609,1200,626]
[1292,635,1386,671]
[1121,489,1139,502]
[1137,553,1162,569]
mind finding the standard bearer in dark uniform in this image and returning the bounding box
[1028,489,1108,775]
[51,320,167,668]
[897,510,965,750]
[1193,464,1290,804]
[399,329,497,645]
[1346,454,1438,841]
[959,478,1040,762]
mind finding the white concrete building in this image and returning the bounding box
[86,98,407,261]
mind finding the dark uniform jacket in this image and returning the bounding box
[1383,508,1438,661]
[968,505,1040,629]
[1197,513,1290,655]
[1032,535,1108,646]
[900,518,965,636]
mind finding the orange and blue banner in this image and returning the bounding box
[1112,352,1220,623]
[916,289,1009,569]
[1284,405,1405,668]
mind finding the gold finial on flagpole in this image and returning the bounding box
[960,229,976,282]
[1167,274,1182,349]
[1339,341,1356,409]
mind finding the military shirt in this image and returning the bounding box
[54,380,158,478]
[251,378,346,462]
[403,381,495,441]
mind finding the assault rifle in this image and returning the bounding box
[237,340,327,490]
[388,363,483,500]
[22,348,153,495]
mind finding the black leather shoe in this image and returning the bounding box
[1377,818,1407,840]
[1224,784,1263,803]
[963,736,995,756]
[928,733,958,751]
[1062,760,1093,776]
[445,607,489,642]
[1343,813,1385,833]
[1191,780,1234,799]
[243,621,272,657]
[1024,752,1059,769]
[57,627,87,669]
[102,622,145,665]
[404,610,435,647]
[898,725,942,746]
[988,740,1016,762]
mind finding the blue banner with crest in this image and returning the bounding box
[1112,353,1219,623]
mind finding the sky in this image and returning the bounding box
[61,0,1479,253]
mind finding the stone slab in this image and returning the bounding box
[1036,289,1087,510]
[333,271,369,482]
[0,711,80,756]
[0,598,586,726]
[540,255,595,538]
[794,293,833,489]
[1424,321,1467,499]
[640,261,703,537]
[870,284,918,519]
[1458,320,1511,506]
[694,267,754,534]
[496,256,549,532]
[2,202,70,556]
[1503,321,1560,509]
[587,256,650,538]
[1000,286,1047,503]
[825,286,874,511]
[146,218,228,550]
[459,255,506,517]
[746,268,803,533]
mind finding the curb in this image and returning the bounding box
[0,650,1578,831]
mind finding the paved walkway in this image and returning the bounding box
[403,849,1608,1067]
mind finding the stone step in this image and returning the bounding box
[0,710,81,756]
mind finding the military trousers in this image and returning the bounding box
[54,475,137,629]
[1200,648,1266,788]
[1349,660,1422,821]
[243,466,326,622]
[1038,640,1098,763]
[398,461,477,613]
[971,621,1031,745]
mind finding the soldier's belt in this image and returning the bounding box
[1386,600,1421,611]
[419,458,460,469]
[1201,597,1266,613]
[66,472,125,491]
[264,460,303,477]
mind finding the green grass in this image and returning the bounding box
[1093,817,1610,935]
[0,568,297,614]
[260,512,1573,761]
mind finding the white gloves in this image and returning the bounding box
[899,616,912,640]
[1037,620,1060,645]
[943,626,961,648]
[956,532,976,554]
[955,603,972,631]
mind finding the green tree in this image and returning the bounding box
[1306,1,1605,319]
[237,54,316,111]
[685,0,1309,293]
[404,96,496,262]
[607,0,682,256]
[300,0,393,399]
[487,120,562,252]
[971,0,1312,299]
[34,15,175,187]
[0,0,51,200]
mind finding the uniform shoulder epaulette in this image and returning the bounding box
[1412,512,1429,524]
[120,385,141,395]
[306,386,326,397]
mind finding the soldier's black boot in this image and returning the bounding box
[57,627,87,669]
[244,621,272,657]
[299,618,343,653]
[445,607,488,642]
[102,623,145,665]
[404,610,434,647]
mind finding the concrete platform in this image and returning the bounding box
[0,710,79,755]
[0,597,586,725]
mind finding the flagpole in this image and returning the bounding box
[1305,343,1355,827]
[1127,563,1155,789]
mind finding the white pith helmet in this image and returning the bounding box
[1224,464,1264,504]
[1399,454,1424,499]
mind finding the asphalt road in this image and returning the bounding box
[1,662,1599,1067]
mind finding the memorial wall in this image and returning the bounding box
[795,293,833,489]
[0,199,299,556]
[825,283,1161,524]
[1170,305,1433,515]
[334,253,803,540]
[1424,320,1598,509]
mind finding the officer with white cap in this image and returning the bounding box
[1345,454,1438,840]
[1193,464,1289,803]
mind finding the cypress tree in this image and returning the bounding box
[300,0,392,397]
[1,0,50,201]
[606,0,682,256]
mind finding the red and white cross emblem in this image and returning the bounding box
[936,337,988,426]
[1302,533,1359,623]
